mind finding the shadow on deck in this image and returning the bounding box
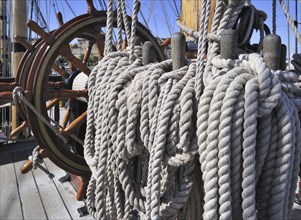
[1,140,300,219]
[0,140,93,220]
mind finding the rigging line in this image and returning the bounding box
[51,0,57,14]
[146,0,155,24]
[58,0,66,23]
[142,2,173,30]
[33,0,49,31]
[161,0,173,36]
[64,0,76,17]
[98,0,105,10]
[95,0,101,11]
[102,0,107,10]
[167,0,178,18]
[47,0,50,31]
[141,2,174,30]
[29,0,34,41]
[173,0,180,17]
[152,7,159,37]
[139,8,151,33]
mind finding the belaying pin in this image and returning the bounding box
[220,29,238,60]
[142,41,156,65]
[171,32,186,70]
[263,34,281,71]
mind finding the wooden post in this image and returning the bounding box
[11,0,27,137]
[263,34,282,71]
[180,0,216,33]
[0,0,8,77]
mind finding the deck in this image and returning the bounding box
[0,140,93,220]
[0,140,301,220]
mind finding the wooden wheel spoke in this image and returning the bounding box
[0,91,13,102]
[62,111,87,137]
[10,121,28,138]
[46,98,60,110]
[59,45,91,75]
[43,90,88,100]
[61,107,71,129]
[9,99,60,138]
[27,20,54,44]
[160,37,171,48]
[86,0,97,16]
[56,12,64,27]
[14,36,34,51]
[47,81,67,89]
[82,41,94,65]
[52,64,69,79]
[20,148,49,174]
[0,82,16,91]
[94,25,104,59]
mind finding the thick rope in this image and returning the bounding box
[83,1,301,219]
[104,0,113,55]
[28,146,54,179]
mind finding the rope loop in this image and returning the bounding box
[83,1,301,219]
[29,146,55,179]
[12,86,23,104]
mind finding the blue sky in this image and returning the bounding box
[31,0,300,56]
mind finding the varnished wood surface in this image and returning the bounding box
[0,140,93,220]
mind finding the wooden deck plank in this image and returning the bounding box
[0,153,23,220]
[13,150,47,220]
[30,156,72,220]
[43,158,94,220]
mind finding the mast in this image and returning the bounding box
[180,0,216,34]
[0,0,8,77]
[11,0,27,136]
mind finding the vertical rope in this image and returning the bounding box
[104,0,113,55]
[129,0,140,63]
[273,0,277,34]
[195,0,211,99]
[117,0,123,51]
[120,0,131,41]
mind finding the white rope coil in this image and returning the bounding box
[84,48,200,219]
[84,52,301,220]
[83,1,301,220]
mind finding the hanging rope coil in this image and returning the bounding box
[84,47,200,218]
[83,0,301,219]
[196,53,301,220]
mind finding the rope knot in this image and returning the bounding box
[207,33,220,43]
[12,86,23,104]
[243,53,281,117]
[29,146,54,179]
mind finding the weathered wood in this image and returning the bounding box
[180,0,216,33]
[63,111,87,137]
[43,159,93,220]
[56,12,64,27]
[0,153,23,220]
[13,150,47,220]
[30,157,72,219]
[1,140,93,219]
[10,121,28,138]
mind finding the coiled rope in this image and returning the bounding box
[83,0,301,219]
